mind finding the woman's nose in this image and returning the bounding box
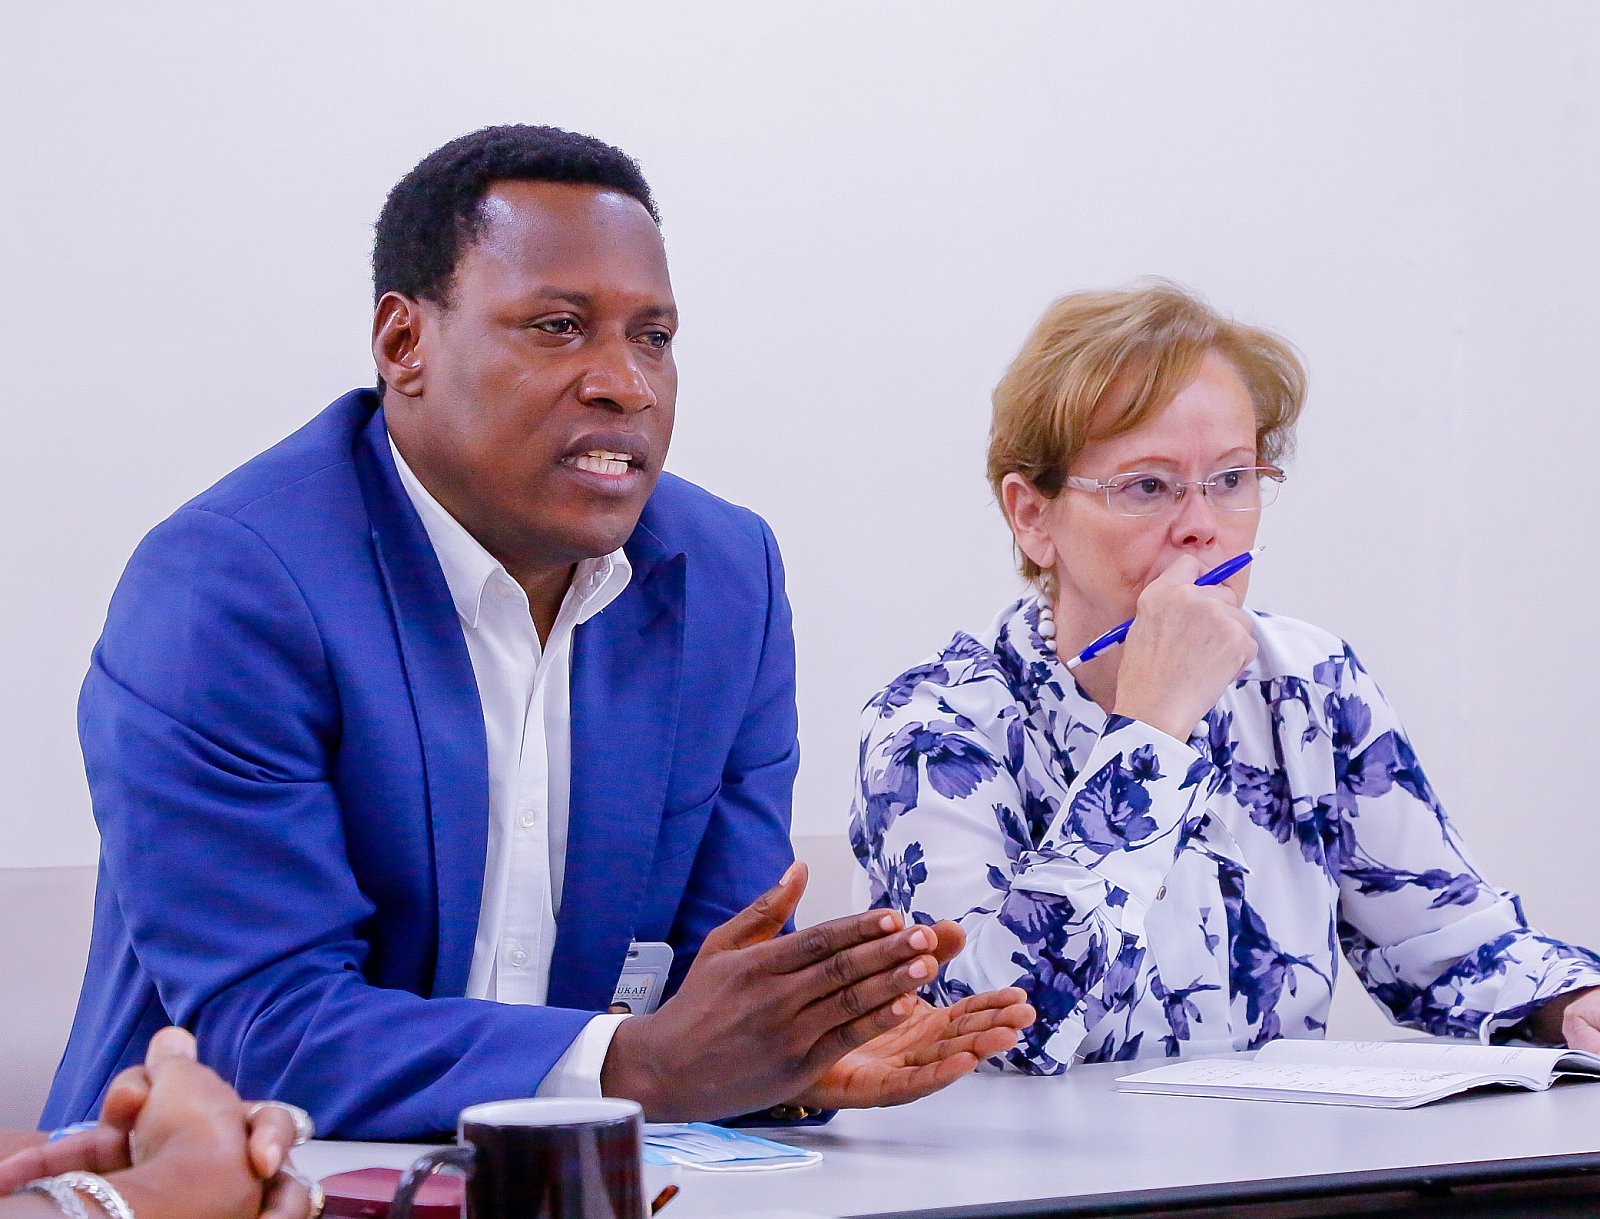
[1169,485,1221,547]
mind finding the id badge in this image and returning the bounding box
[610,941,673,1014]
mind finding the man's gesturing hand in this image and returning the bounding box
[601,862,949,1120]
[792,984,1033,1110]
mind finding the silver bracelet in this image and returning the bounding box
[23,1173,135,1219]
[23,1178,89,1219]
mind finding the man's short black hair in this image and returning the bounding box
[372,124,659,307]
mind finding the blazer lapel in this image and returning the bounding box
[549,525,686,1010]
[353,405,489,998]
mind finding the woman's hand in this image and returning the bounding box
[1529,986,1600,1051]
[1110,554,1258,741]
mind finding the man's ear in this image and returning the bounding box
[999,473,1059,575]
[372,292,428,397]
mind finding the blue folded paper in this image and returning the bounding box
[643,1122,822,1171]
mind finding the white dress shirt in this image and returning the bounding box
[390,435,632,1095]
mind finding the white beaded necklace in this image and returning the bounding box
[1035,596,1059,654]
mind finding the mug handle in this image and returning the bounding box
[390,1145,475,1219]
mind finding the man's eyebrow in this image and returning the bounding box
[528,288,677,323]
[637,302,679,325]
[531,288,594,308]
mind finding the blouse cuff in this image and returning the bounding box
[1022,715,1215,911]
[1476,963,1600,1045]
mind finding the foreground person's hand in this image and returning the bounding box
[101,1028,281,1219]
[603,862,946,1120]
[791,984,1034,1109]
[0,1028,314,1219]
[0,1126,131,1193]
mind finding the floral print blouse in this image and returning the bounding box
[851,596,1600,1073]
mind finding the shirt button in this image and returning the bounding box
[509,948,528,967]
[1156,886,1167,901]
[519,808,536,828]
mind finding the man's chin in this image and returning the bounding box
[547,512,648,566]
[506,481,657,570]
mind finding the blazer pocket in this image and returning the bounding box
[654,786,719,864]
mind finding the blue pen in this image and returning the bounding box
[1062,547,1263,671]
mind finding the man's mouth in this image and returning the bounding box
[567,449,636,476]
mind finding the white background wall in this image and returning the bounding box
[2,3,1595,955]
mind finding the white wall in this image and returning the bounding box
[2,3,1595,952]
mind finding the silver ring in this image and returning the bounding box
[277,1163,324,1219]
[246,1100,315,1147]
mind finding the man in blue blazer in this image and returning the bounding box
[45,127,1030,1139]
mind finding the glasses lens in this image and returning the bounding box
[1208,467,1263,512]
[1108,474,1173,516]
[1256,469,1282,508]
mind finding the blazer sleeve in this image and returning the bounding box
[663,516,799,994]
[81,507,595,1139]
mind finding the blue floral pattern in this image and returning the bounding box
[851,597,1600,1073]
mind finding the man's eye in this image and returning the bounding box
[639,330,673,349]
[534,318,580,335]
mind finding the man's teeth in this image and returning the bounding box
[572,451,632,476]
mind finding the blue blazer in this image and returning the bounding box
[44,390,799,1138]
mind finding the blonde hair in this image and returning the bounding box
[988,280,1307,585]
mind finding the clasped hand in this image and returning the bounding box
[0,1028,311,1219]
[601,862,1035,1120]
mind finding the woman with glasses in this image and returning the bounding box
[851,281,1600,1072]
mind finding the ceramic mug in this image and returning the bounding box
[390,1098,645,1219]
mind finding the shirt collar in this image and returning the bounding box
[388,432,631,629]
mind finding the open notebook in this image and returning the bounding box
[1115,1038,1600,1109]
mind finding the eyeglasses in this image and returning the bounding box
[1063,465,1286,517]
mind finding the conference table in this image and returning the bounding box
[294,1058,1600,1217]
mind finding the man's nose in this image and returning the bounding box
[577,340,656,413]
